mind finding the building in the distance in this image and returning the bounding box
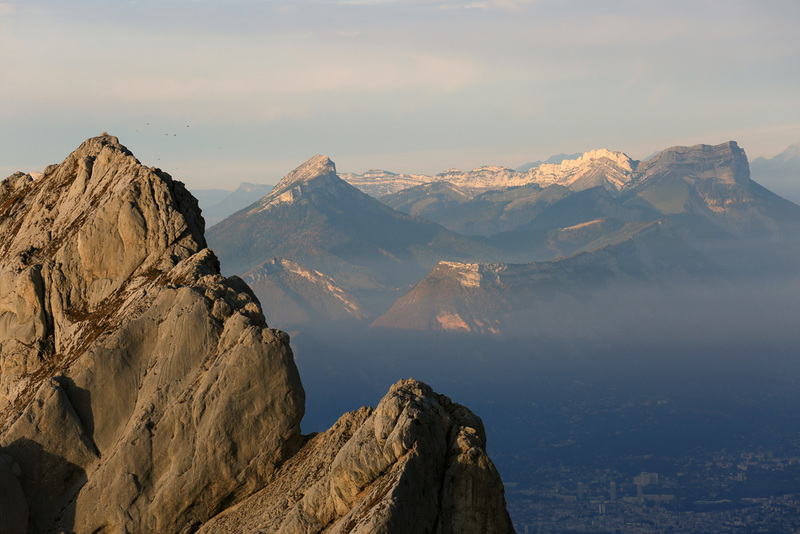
[634,472,659,486]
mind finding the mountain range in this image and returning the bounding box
[205,140,800,335]
[342,149,635,197]
[372,220,718,334]
[380,142,800,241]
[206,155,499,311]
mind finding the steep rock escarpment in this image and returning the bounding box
[0,135,514,533]
[0,135,305,532]
[625,141,800,237]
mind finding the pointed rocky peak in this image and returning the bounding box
[0,136,307,531]
[271,154,337,194]
[0,133,209,378]
[1,132,204,269]
[71,132,134,160]
[254,155,344,212]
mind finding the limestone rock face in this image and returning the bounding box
[197,378,514,534]
[0,134,305,532]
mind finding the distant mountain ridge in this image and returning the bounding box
[516,153,583,172]
[381,182,574,237]
[750,143,800,205]
[242,257,371,329]
[372,220,718,335]
[344,149,636,197]
[370,141,800,334]
[385,141,800,244]
[338,169,432,198]
[210,140,800,332]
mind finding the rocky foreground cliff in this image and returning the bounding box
[0,135,513,533]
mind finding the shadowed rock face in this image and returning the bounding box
[0,452,27,534]
[0,135,514,533]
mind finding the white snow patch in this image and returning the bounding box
[342,148,635,195]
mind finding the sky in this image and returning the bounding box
[1,0,799,191]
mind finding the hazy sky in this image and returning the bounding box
[2,0,799,190]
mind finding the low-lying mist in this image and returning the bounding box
[286,273,800,482]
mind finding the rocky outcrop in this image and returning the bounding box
[0,135,305,532]
[198,379,513,534]
[0,135,514,533]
